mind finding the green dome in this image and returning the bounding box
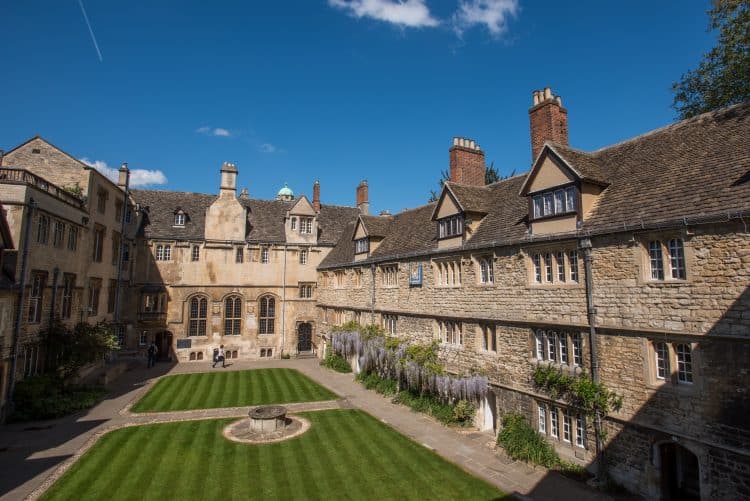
[277,183,294,197]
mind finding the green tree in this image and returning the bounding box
[40,321,120,381]
[672,0,750,118]
[427,162,514,202]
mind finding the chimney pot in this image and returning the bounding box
[356,180,369,215]
[529,87,569,162]
[449,136,486,187]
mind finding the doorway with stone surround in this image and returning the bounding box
[657,441,700,501]
[297,322,313,353]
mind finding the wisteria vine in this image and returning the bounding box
[330,330,488,404]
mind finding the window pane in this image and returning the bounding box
[538,404,546,433]
[565,187,576,211]
[668,239,686,279]
[676,344,693,383]
[649,241,664,280]
[569,250,579,282]
[544,253,553,282]
[543,193,553,215]
[556,251,566,282]
[533,196,543,218]
[554,190,564,214]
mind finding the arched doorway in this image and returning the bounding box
[297,323,312,353]
[659,442,700,501]
[154,331,173,362]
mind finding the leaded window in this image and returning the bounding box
[676,344,693,383]
[259,296,275,334]
[189,296,208,336]
[668,239,686,279]
[654,342,669,380]
[224,296,242,335]
[648,241,664,280]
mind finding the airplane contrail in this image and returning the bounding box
[78,0,103,62]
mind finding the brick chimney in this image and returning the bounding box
[356,180,369,215]
[529,87,568,162]
[312,180,321,212]
[449,137,485,186]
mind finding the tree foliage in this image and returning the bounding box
[672,0,750,118]
[40,321,120,381]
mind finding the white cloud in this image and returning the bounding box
[196,126,232,137]
[328,0,439,28]
[453,0,518,37]
[80,158,168,188]
[258,143,278,153]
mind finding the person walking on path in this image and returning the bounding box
[147,342,158,368]
[213,345,226,368]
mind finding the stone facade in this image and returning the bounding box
[315,96,750,499]
[0,138,135,388]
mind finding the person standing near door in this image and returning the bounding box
[147,342,158,368]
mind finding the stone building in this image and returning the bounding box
[0,137,136,384]
[127,164,359,362]
[316,90,750,499]
[0,205,17,417]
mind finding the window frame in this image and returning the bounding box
[355,237,369,254]
[299,248,308,265]
[223,295,242,336]
[258,295,276,335]
[478,257,494,284]
[530,185,578,220]
[173,212,186,227]
[437,214,464,240]
[191,245,200,262]
[28,271,47,323]
[261,247,270,264]
[188,296,208,337]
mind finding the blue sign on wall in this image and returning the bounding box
[409,263,423,286]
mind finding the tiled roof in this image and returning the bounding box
[579,102,750,230]
[445,182,493,213]
[131,190,359,245]
[359,214,392,237]
[320,101,750,268]
[132,190,215,241]
[547,143,609,186]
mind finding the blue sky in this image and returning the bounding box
[1,1,715,213]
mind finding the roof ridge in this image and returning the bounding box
[590,100,750,154]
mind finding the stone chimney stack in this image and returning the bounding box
[118,162,130,189]
[356,180,369,215]
[0,150,4,167]
[449,137,485,186]
[219,161,238,198]
[529,87,568,162]
[312,180,321,212]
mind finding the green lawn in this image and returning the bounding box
[132,369,338,413]
[42,410,505,501]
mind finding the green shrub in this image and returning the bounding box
[281,353,291,360]
[11,375,106,422]
[320,352,352,373]
[497,413,560,468]
[452,399,475,423]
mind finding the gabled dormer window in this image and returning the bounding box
[355,238,369,254]
[174,211,186,226]
[532,186,577,219]
[437,214,463,239]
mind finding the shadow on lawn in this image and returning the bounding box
[0,358,176,497]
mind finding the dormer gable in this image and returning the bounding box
[172,208,188,227]
[285,195,318,244]
[352,214,391,261]
[520,143,608,236]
